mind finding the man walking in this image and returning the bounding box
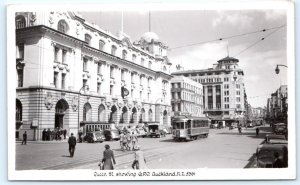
[21,131,27,145]
[68,133,77,157]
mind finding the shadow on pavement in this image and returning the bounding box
[217,132,269,140]
[159,139,178,143]
[61,155,71,158]
[244,153,256,168]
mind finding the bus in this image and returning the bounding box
[171,116,210,141]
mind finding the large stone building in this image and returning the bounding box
[172,56,246,125]
[266,85,288,124]
[170,76,204,117]
[15,12,172,140]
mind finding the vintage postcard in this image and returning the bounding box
[7,0,295,180]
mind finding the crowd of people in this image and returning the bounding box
[119,130,139,151]
[42,128,67,141]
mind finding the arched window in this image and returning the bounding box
[141,58,145,66]
[83,103,92,121]
[57,20,69,33]
[132,54,136,63]
[98,104,106,122]
[15,15,26,29]
[139,108,145,123]
[85,34,92,46]
[122,50,127,60]
[148,61,152,69]
[16,99,22,121]
[111,45,117,55]
[109,105,118,123]
[148,109,153,122]
[99,40,105,51]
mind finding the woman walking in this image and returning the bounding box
[132,149,147,169]
[101,144,116,170]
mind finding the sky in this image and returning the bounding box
[80,9,287,108]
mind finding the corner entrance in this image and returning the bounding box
[55,99,69,129]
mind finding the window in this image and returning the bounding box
[110,85,114,95]
[54,72,58,88]
[148,61,152,69]
[85,34,92,46]
[15,15,26,29]
[99,40,105,51]
[140,75,143,85]
[83,58,88,72]
[140,91,142,99]
[83,79,87,92]
[147,78,150,87]
[97,82,101,94]
[110,66,114,78]
[17,69,23,87]
[62,49,67,64]
[225,104,229,109]
[111,45,117,55]
[131,73,134,83]
[131,89,134,97]
[236,97,241,102]
[236,91,240,95]
[97,63,102,75]
[236,104,241,109]
[17,44,24,59]
[57,20,68,33]
[54,47,59,62]
[83,103,92,121]
[61,73,66,89]
[122,50,127,60]
[121,70,125,81]
[141,58,144,66]
[132,54,136,63]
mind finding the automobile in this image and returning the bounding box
[104,129,120,141]
[229,122,238,130]
[83,131,105,143]
[147,123,166,138]
[210,123,218,129]
[274,123,287,135]
[256,144,288,168]
[265,134,287,145]
[136,127,147,138]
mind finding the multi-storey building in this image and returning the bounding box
[266,85,288,123]
[15,12,172,140]
[170,76,204,117]
[172,56,246,125]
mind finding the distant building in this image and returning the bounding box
[266,85,288,123]
[172,56,246,125]
[170,76,204,117]
[15,12,172,141]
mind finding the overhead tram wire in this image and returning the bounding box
[169,24,286,50]
[233,25,285,57]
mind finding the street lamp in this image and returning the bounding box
[78,85,89,136]
[275,64,288,74]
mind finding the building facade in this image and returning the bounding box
[170,76,204,117]
[266,85,288,124]
[15,12,172,140]
[172,56,246,125]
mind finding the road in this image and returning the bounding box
[15,126,272,170]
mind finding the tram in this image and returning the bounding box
[172,115,210,141]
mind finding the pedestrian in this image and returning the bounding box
[131,131,138,150]
[63,129,67,139]
[273,152,284,168]
[101,144,116,170]
[42,129,46,141]
[238,125,242,134]
[68,133,77,157]
[126,131,132,151]
[256,127,260,137]
[132,149,147,169]
[119,132,125,151]
[21,131,27,145]
[47,129,51,141]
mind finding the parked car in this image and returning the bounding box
[229,122,238,130]
[148,123,166,138]
[104,129,120,141]
[274,123,287,135]
[136,127,147,138]
[265,134,287,145]
[210,123,218,129]
[256,144,288,168]
[83,131,105,143]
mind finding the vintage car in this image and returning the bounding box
[256,144,288,168]
[265,134,287,145]
[136,127,147,138]
[274,123,287,135]
[147,123,166,138]
[83,131,105,143]
[103,129,120,141]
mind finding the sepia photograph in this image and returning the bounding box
[7,0,296,181]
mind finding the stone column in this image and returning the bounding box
[204,86,208,109]
[213,85,216,109]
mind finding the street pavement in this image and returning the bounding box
[15,125,273,170]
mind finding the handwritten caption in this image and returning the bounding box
[94,171,196,178]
